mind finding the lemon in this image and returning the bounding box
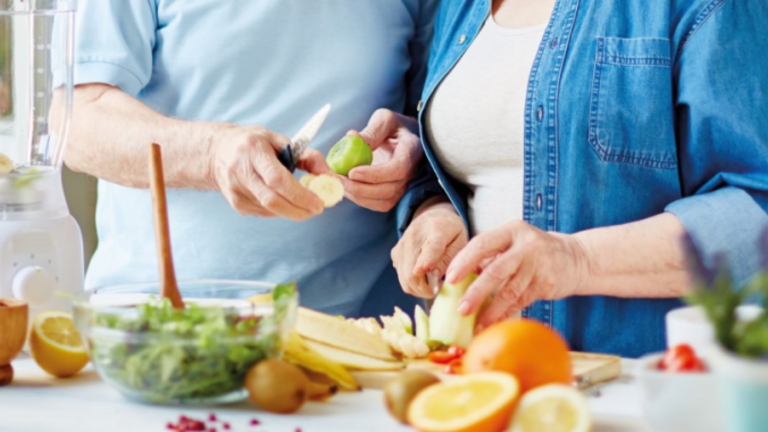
[247,293,273,305]
[29,312,89,378]
[326,135,373,176]
[509,384,592,432]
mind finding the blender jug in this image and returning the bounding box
[0,0,83,317]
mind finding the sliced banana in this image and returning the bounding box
[0,152,15,175]
[299,174,317,188]
[305,174,344,208]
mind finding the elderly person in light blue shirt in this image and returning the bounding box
[60,0,437,317]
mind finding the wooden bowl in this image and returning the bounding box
[0,299,28,386]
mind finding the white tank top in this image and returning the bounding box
[426,17,546,235]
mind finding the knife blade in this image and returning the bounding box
[427,270,442,297]
[278,103,332,172]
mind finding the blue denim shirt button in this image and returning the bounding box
[537,106,544,121]
[550,37,559,49]
[458,34,467,45]
[536,194,542,211]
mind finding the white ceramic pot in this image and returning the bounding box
[637,352,723,432]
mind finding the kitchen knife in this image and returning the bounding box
[427,270,442,297]
[278,103,332,172]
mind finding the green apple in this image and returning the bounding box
[326,135,373,176]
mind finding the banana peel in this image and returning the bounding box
[296,307,396,361]
[283,330,359,391]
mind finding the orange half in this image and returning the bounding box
[407,372,520,432]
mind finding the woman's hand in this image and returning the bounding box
[392,197,468,298]
[445,221,590,329]
[209,124,330,220]
[340,109,423,212]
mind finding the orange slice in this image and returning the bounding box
[29,312,89,378]
[407,372,520,432]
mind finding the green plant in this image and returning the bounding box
[685,233,768,358]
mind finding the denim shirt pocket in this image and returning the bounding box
[588,37,677,169]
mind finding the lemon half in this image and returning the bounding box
[29,312,89,378]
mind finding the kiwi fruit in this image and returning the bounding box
[245,359,309,414]
[384,370,441,423]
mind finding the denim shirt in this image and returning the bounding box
[398,0,768,358]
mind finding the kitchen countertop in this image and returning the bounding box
[0,357,652,432]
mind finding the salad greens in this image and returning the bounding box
[685,233,768,359]
[87,284,297,404]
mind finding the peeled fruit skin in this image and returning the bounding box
[463,319,572,394]
[326,135,373,176]
[245,359,309,414]
[384,370,441,424]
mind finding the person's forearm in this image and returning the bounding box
[573,212,693,298]
[60,84,227,189]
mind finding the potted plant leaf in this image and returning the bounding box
[685,232,768,432]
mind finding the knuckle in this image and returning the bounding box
[261,192,281,209]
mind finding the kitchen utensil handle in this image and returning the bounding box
[149,143,184,309]
[278,144,296,173]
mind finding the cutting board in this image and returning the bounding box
[350,351,621,390]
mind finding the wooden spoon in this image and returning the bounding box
[149,143,184,309]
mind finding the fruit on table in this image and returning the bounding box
[304,339,403,371]
[300,174,344,208]
[384,370,441,424]
[463,319,572,393]
[29,311,89,378]
[326,135,373,176]
[429,274,479,348]
[508,384,591,432]
[414,304,430,343]
[0,152,14,174]
[307,380,338,402]
[245,359,309,414]
[658,343,706,372]
[296,307,395,361]
[282,330,359,391]
[407,372,520,432]
[380,314,430,359]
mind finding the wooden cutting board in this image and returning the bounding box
[350,351,621,390]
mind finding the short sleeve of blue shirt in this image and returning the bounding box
[73,0,157,96]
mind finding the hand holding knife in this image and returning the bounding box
[277,103,332,172]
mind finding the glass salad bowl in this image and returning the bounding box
[73,280,297,405]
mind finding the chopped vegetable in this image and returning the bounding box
[88,297,279,403]
[658,344,706,373]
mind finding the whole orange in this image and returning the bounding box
[463,319,572,393]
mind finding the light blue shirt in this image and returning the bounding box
[72,0,436,317]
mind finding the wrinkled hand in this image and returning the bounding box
[209,124,331,220]
[445,221,589,329]
[341,109,423,212]
[392,198,468,298]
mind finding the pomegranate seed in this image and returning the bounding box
[209,428,217,432]
[250,419,261,426]
[167,422,175,430]
[222,423,231,430]
[296,428,303,432]
[209,414,217,422]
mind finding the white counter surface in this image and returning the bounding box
[0,357,651,432]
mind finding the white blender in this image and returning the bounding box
[0,0,83,318]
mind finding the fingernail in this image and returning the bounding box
[458,300,471,316]
[445,270,457,283]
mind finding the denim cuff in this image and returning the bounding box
[666,186,768,287]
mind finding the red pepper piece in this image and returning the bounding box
[429,350,459,364]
